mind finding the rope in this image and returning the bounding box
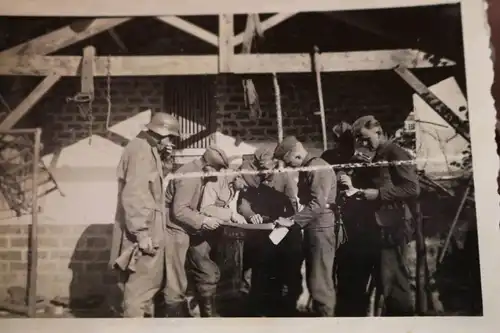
[164,155,464,180]
[105,55,112,130]
[272,72,283,143]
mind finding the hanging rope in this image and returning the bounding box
[105,55,112,130]
[272,72,283,143]
[313,46,328,151]
[242,14,263,119]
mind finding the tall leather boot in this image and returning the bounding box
[199,296,219,317]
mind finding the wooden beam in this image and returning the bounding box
[230,49,456,74]
[156,16,218,47]
[233,13,297,46]
[0,0,461,17]
[0,49,456,77]
[218,14,234,73]
[394,65,470,142]
[0,74,61,131]
[0,18,132,56]
[0,55,219,76]
[108,28,128,52]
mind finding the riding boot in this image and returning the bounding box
[199,296,219,317]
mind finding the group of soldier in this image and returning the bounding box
[109,110,420,318]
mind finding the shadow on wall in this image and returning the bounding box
[68,224,117,318]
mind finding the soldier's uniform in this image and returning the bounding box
[109,113,179,318]
[164,145,229,317]
[321,125,379,317]
[237,153,301,317]
[368,140,419,316]
[274,137,338,317]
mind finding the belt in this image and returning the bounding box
[325,203,337,210]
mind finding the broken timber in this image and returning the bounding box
[0,49,456,76]
[394,65,470,142]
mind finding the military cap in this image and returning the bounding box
[351,115,379,135]
[203,145,229,169]
[254,146,274,163]
[273,136,299,160]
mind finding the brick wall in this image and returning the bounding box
[216,72,418,145]
[0,67,451,303]
[0,224,114,301]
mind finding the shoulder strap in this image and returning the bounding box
[303,156,320,168]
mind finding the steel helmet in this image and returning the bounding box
[146,112,181,137]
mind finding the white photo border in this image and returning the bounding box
[2,0,498,332]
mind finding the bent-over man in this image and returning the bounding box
[237,146,301,317]
[273,136,338,317]
[163,145,229,317]
[109,112,180,318]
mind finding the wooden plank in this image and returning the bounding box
[0,50,456,77]
[156,16,218,46]
[81,46,96,95]
[230,49,456,74]
[233,13,297,46]
[0,0,461,17]
[0,74,61,131]
[394,65,470,142]
[218,14,234,73]
[0,18,132,56]
[0,55,219,76]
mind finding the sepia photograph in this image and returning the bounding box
[0,0,497,330]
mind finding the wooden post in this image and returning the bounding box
[273,73,283,143]
[438,178,474,264]
[218,14,234,73]
[81,46,96,97]
[0,74,61,131]
[313,46,328,151]
[27,127,41,318]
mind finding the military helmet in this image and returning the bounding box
[146,112,181,137]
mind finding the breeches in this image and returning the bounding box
[186,231,221,298]
[163,227,191,306]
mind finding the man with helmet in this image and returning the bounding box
[163,145,230,317]
[109,112,180,318]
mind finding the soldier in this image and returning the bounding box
[109,112,180,318]
[321,122,380,316]
[163,145,230,317]
[273,136,338,317]
[237,146,301,317]
[342,115,420,316]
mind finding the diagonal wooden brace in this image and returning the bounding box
[394,65,470,142]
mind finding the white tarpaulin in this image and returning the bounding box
[413,77,469,178]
